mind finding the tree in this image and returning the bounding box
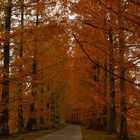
[0,0,12,136]
[118,1,128,138]
[17,0,25,134]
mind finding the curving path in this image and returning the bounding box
[35,125,82,140]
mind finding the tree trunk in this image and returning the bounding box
[0,0,12,136]
[108,54,116,133]
[103,60,108,131]
[17,0,25,134]
[26,2,39,130]
[118,2,128,139]
[119,36,128,140]
[107,29,116,133]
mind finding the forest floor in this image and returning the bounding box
[1,125,140,140]
[82,126,140,140]
[0,125,66,140]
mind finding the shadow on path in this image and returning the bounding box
[35,125,82,140]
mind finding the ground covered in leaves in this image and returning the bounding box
[0,125,66,140]
[81,126,140,140]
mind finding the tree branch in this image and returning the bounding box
[73,34,140,88]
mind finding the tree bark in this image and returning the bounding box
[118,2,128,139]
[0,0,12,136]
[103,59,108,131]
[17,0,25,134]
[119,34,128,140]
[26,1,39,130]
[118,19,128,140]
[107,28,116,133]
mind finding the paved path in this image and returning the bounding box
[35,125,82,140]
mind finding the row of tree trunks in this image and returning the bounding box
[101,1,128,138]
[0,0,69,136]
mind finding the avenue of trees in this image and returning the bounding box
[0,0,140,140]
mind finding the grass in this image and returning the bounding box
[81,126,140,140]
[0,125,66,140]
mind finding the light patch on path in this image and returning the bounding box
[35,125,82,140]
